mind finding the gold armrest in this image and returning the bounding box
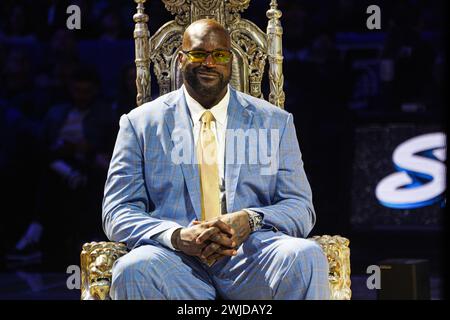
[81,235,351,300]
[80,241,128,300]
[310,235,352,300]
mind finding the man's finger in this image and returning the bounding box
[196,227,220,244]
[209,232,236,248]
[196,228,236,248]
[210,219,234,236]
[216,247,237,256]
[202,243,237,259]
[194,219,235,238]
[201,242,221,259]
[205,252,233,266]
[205,253,222,266]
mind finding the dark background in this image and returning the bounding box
[0,0,446,299]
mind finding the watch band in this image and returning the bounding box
[247,211,263,232]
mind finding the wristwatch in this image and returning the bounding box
[246,210,263,232]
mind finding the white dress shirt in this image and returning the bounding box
[154,85,254,250]
[154,85,230,250]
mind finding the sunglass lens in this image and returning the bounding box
[212,50,231,63]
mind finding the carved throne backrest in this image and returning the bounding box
[133,0,285,108]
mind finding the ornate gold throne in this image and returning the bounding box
[81,0,351,300]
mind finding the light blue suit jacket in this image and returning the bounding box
[102,86,316,250]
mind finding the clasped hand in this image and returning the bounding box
[172,210,251,266]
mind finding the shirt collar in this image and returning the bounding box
[183,84,229,126]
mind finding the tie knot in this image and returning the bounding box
[201,111,215,125]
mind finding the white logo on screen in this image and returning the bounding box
[375,132,446,209]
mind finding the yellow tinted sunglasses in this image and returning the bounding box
[182,49,232,64]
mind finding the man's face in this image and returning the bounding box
[179,27,232,98]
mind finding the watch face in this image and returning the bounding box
[254,214,262,228]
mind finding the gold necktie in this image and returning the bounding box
[197,111,221,221]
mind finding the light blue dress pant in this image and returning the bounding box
[110,230,330,300]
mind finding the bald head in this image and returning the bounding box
[182,19,231,51]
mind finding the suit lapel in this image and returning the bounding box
[164,89,202,220]
[225,88,253,213]
[163,87,254,217]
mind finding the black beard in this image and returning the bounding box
[183,66,227,97]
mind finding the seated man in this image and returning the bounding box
[102,19,330,300]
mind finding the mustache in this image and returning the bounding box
[194,66,221,76]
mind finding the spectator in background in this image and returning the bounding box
[48,28,79,62]
[111,63,137,123]
[0,50,43,256]
[280,1,313,54]
[430,48,445,115]
[36,0,98,39]
[1,93,44,268]
[0,99,36,263]
[10,67,116,269]
[284,30,353,235]
[333,0,364,32]
[0,3,36,42]
[380,0,436,113]
[0,49,36,117]
[91,2,134,39]
[100,9,123,41]
[35,29,81,108]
